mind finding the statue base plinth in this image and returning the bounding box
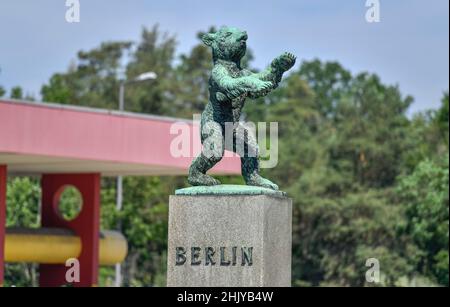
[167,185,292,287]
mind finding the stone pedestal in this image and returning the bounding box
[167,185,292,287]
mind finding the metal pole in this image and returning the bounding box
[116,177,123,211]
[115,81,125,287]
[119,81,125,112]
[114,74,155,286]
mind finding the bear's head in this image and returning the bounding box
[202,27,248,64]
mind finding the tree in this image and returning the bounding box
[396,156,449,286]
[124,25,177,115]
[333,73,413,188]
[10,86,23,99]
[436,92,449,146]
[41,74,72,103]
[293,189,421,286]
[172,39,213,118]
[254,59,431,286]
[298,59,352,118]
[4,178,41,287]
[100,176,179,286]
[401,92,449,172]
[41,41,133,109]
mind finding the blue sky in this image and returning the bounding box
[0,0,448,114]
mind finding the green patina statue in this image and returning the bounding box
[188,27,296,191]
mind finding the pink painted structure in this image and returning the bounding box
[0,99,240,176]
[0,99,240,286]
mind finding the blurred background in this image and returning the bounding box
[0,0,448,286]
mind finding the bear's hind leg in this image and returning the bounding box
[233,123,279,190]
[241,156,279,191]
[188,154,222,186]
[188,121,224,186]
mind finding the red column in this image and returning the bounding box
[40,173,101,287]
[0,165,6,287]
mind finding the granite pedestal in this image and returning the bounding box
[167,185,292,287]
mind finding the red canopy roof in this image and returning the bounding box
[0,100,240,176]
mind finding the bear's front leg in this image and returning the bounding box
[244,53,296,98]
[213,65,273,100]
[271,52,296,75]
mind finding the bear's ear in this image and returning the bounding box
[202,33,215,46]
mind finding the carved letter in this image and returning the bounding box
[175,247,187,265]
[205,247,216,266]
[232,246,237,266]
[241,247,253,266]
[220,247,231,266]
[191,247,201,265]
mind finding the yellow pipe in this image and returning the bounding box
[4,228,127,265]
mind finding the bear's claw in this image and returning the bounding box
[188,173,221,187]
[245,175,279,191]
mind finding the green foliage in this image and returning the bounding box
[402,94,449,172]
[298,59,352,118]
[6,177,40,228]
[58,186,83,221]
[10,86,23,99]
[253,59,446,286]
[41,74,72,103]
[42,41,132,109]
[125,26,177,115]
[396,156,449,286]
[173,43,213,117]
[100,176,186,286]
[4,178,41,287]
[293,189,420,286]
[436,93,449,145]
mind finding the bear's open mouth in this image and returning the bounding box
[239,33,248,45]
